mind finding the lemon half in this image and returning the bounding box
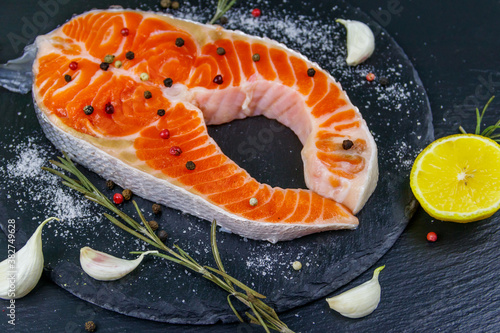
[410,134,500,222]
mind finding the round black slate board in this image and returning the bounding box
[0,0,433,325]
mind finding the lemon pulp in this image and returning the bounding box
[410,134,500,222]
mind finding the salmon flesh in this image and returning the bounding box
[32,9,378,242]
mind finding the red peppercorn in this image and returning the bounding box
[426,231,437,242]
[252,8,261,17]
[105,103,114,114]
[113,193,124,204]
[160,129,170,139]
[366,73,376,81]
[121,28,129,36]
[213,75,223,85]
[69,61,78,70]
[170,146,182,156]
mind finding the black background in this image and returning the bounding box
[1,0,500,332]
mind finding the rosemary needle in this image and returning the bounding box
[459,96,500,143]
[43,153,293,333]
[209,0,238,25]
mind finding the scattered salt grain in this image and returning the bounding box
[1,136,97,223]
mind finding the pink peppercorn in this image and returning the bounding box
[427,232,437,242]
[170,146,182,156]
[113,193,124,204]
[160,129,170,139]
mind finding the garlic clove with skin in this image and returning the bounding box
[0,217,59,300]
[80,247,158,281]
[326,265,385,318]
[336,19,375,66]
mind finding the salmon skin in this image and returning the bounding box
[31,9,378,242]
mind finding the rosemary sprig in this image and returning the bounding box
[42,153,293,333]
[208,0,238,24]
[459,96,500,142]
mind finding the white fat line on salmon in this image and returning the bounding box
[111,15,129,57]
[36,35,100,67]
[313,104,359,126]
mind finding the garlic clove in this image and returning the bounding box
[326,265,385,318]
[0,217,59,299]
[336,19,375,66]
[80,247,158,281]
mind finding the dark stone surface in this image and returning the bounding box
[0,0,499,332]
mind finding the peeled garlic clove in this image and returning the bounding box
[0,217,59,299]
[326,265,385,318]
[336,19,375,66]
[80,247,158,281]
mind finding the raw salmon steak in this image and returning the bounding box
[32,9,378,242]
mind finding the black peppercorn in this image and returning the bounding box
[148,220,159,231]
[152,203,162,214]
[144,90,152,99]
[379,77,389,86]
[85,321,96,332]
[122,189,132,201]
[163,78,173,87]
[83,105,94,115]
[186,161,196,170]
[342,139,354,150]
[125,51,135,60]
[220,16,228,25]
[171,1,179,9]
[106,180,115,189]
[213,75,223,85]
[64,74,72,82]
[252,53,260,62]
[157,109,166,116]
[158,230,168,242]
[100,62,109,71]
[307,68,316,77]
[216,47,226,55]
[175,38,184,47]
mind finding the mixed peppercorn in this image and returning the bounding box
[84,321,96,332]
[170,146,182,156]
[342,139,354,150]
[213,75,223,85]
[175,38,185,47]
[185,161,196,170]
[160,129,170,139]
[105,103,114,114]
[426,232,437,242]
[163,78,174,87]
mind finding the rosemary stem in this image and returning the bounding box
[44,155,293,332]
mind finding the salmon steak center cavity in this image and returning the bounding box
[32,9,378,242]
